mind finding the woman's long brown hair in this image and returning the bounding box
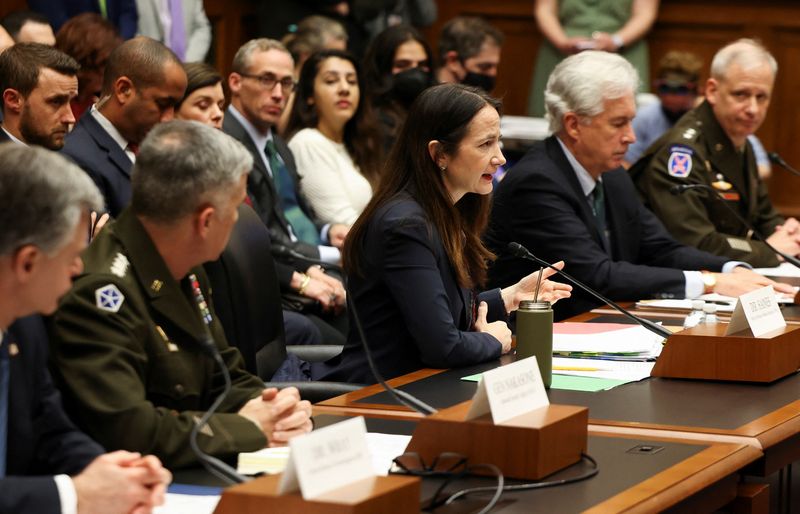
[344,84,500,289]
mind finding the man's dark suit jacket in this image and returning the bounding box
[485,136,728,320]
[61,112,133,218]
[222,111,323,266]
[1,315,104,514]
[319,193,505,383]
[28,0,138,39]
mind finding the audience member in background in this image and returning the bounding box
[0,43,79,150]
[630,39,797,268]
[286,49,382,226]
[318,84,572,383]
[175,62,226,129]
[283,15,349,72]
[362,24,434,152]
[0,144,171,514]
[1,11,56,45]
[28,0,138,40]
[354,0,437,40]
[224,38,348,343]
[176,61,324,347]
[624,50,702,166]
[0,26,13,52]
[486,51,791,321]
[55,13,123,120]
[50,120,313,469]
[61,36,187,218]
[436,16,504,93]
[135,0,212,61]
[527,0,659,117]
[279,14,348,135]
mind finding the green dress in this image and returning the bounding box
[527,0,650,116]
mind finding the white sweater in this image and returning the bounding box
[288,128,373,226]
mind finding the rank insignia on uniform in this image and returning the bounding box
[150,280,163,293]
[712,174,733,191]
[95,284,125,313]
[667,146,693,177]
[110,253,129,278]
[8,343,18,357]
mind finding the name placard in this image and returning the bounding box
[726,285,786,337]
[278,416,374,499]
[465,356,549,424]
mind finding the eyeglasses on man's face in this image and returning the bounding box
[239,72,296,93]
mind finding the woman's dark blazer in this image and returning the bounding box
[320,193,506,383]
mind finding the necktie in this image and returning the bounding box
[264,140,320,244]
[0,336,9,478]
[168,0,187,61]
[591,181,610,251]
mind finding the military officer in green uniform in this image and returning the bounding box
[49,120,313,469]
[630,38,800,267]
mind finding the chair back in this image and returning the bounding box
[205,204,287,380]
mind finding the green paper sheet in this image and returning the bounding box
[461,373,628,392]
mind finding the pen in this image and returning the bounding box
[553,366,603,371]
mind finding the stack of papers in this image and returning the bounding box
[755,262,800,278]
[236,433,412,476]
[636,291,795,313]
[553,323,664,361]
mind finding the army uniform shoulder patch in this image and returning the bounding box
[667,145,694,178]
[96,284,125,313]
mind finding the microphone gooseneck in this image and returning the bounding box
[506,242,673,339]
[670,183,800,270]
[768,152,800,179]
[188,273,249,484]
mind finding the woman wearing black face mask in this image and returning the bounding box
[362,25,436,153]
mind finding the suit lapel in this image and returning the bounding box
[545,137,608,249]
[113,211,207,344]
[223,114,293,234]
[80,114,133,178]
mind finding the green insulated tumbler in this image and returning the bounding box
[515,300,553,388]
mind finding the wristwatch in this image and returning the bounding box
[701,271,716,295]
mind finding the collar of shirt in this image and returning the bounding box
[1,127,26,146]
[556,136,601,197]
[91,105,135,162]
[227,105,276,176]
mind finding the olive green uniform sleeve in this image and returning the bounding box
[636,144,780,267]
[50,274,267,469]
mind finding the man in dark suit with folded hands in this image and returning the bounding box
[486,51,793,320]
[0,144,171,514]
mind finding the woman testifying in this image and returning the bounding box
[319,84,571,383]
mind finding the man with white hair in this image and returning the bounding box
[485,50,792,320]
[631,39,799,267]
[0,144,171,513]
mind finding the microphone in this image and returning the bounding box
[189,276,249,485]
[669,183,800,269]
[506,242,673,339]
[272,244,437,415]
[768,152,800,179]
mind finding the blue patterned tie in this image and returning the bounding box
[0,336,9,477]
[264,139,321,245]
